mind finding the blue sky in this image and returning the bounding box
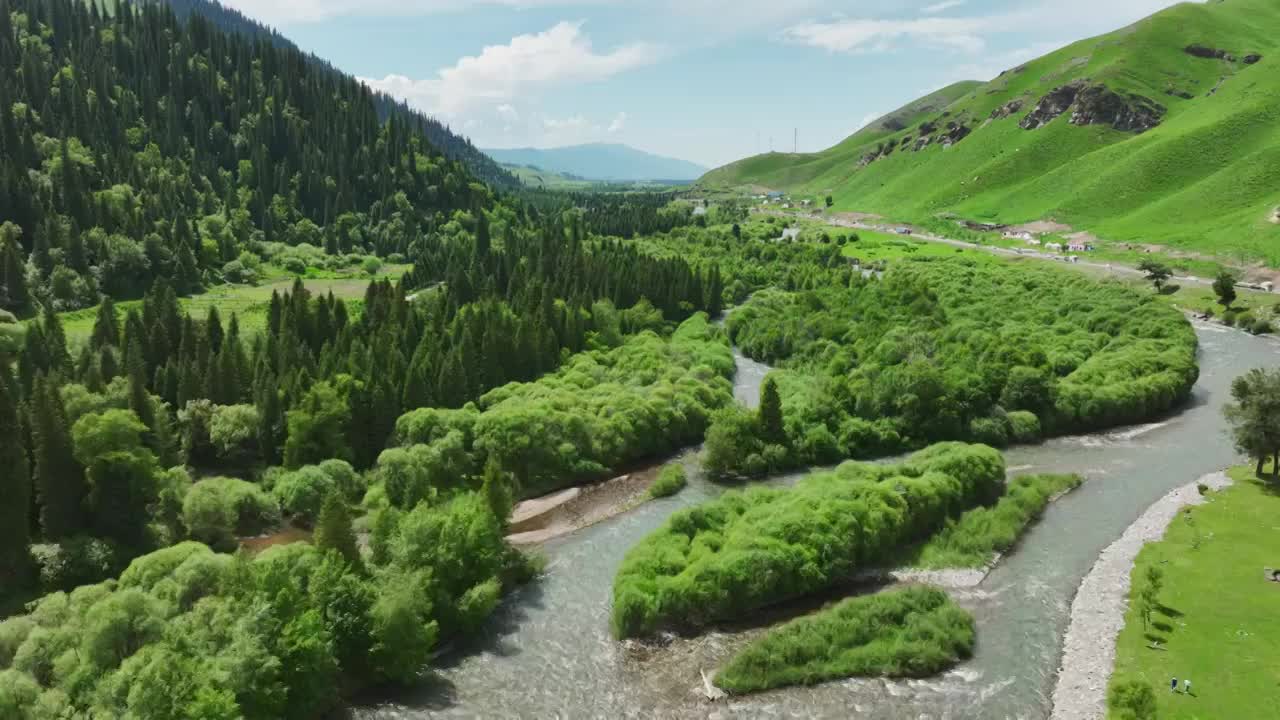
[223,0,1189,168]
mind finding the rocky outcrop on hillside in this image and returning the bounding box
[989,99,1024,120]
[1243,54,1263,64]
[857,115,975,168]
[940,121,971,148]
[1020,81,1164,133]
[1185,44,1236,61]
[1071,85,1165,132]
[1020,82,1084,129]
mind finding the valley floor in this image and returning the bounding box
[1105,467,1280,720]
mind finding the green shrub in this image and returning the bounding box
[183,477,280,550]
[1108,679,1157,720]
[1250,317,1273,335]
[968,417,1009,447]
[1006,411,1043,443]
[384,315,734,503]
[714,587,974,694]
[716,258,1199,477]
[912,474,1083,568]
[648,464,687,499]
[1221,309,1239,327]
[27,537,120,592]
[611,443,1004,638]
[272,466,337,524]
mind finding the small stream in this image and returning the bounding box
[355,324,1278,720]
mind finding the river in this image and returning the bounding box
[354,324,1278,720]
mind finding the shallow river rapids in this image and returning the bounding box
[353,323,1278,719]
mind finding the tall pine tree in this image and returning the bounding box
[0,372,31,583]
[31,375,87,538]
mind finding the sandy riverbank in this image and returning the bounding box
[506,465,664,545]
[1049,471,1233,720]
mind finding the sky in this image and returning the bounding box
[221,0,1190,168]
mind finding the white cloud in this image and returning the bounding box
[361,22,660,117]
[783,17,987,54]
[222,0,611,25]
[542,114,592,131]
[496,104,520,122]
[921,0,965,14]
[607,112,628,133]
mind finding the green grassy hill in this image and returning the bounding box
[702,0,1280,264]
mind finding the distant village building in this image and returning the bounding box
[1026,238,1042,246]
[780,227,801,241]
[1067,241,1091,252]
[692,205,708,217]
[1003,231,1035,242]
[1045,242,1063,252]
[767,191,784,200]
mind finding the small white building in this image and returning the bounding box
[1026,238,1042,246]
[1067,241,1089,252]
[1003,231,1034,242]
[692,206,708,217]
[780,227,801,241]
[1045,242,1063,252]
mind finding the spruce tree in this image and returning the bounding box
[31,375,87,538]
[41,305,72,376]
[90,297,120,350]
[759,376,787,446]
[0,373,31,584]
[314,492,361,568]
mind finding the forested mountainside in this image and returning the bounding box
[158,0,516,187]
[702,0,1280,263]
[0,0,511,314]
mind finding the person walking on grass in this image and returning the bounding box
[1184,679,1192,696]
[1171,677,1178,693]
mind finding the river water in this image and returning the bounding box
[355,324,1278,720]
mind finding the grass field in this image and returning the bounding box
[56,264,411,342]
[703,0,1280,266]
[1109,467,1280,719]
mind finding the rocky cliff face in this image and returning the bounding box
[989,99,1024,120]
[1185,44,1236,61]
[1020,83,1085,130]
[1021,81,1164,133]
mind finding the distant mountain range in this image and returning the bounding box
[483,144,708,183]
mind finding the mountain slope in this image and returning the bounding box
[702,0,1280,264]
[154,0,517,188]
[484,144,708,182]
[0,0,499,313]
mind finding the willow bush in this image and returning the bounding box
[911,473,1083,569]
[714,586,975,694]
[709,258,1198,477]
[611,443,1004,638]
[381,313,734,503]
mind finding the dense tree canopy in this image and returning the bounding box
[611,443,1005,638]
[706,258,1198,476]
